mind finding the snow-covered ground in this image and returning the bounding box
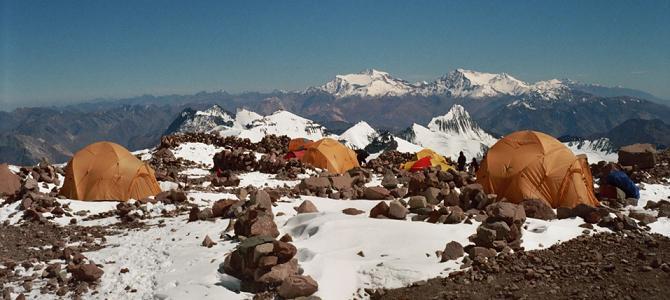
[2,141,670,300]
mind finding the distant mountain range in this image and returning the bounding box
[1,68,668,165]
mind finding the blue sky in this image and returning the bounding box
[1,0,669,108]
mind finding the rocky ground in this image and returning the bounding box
[0,133,669,299]
[372,231,670,300]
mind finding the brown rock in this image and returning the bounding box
[212,199,237,218]
[369,201,390,218]
[277,275,319,299]
[342,208,365,215]
[202,235,216,248]
[71,264,104,282]
[295,200,319,214]
[364,187,391,200]
[441,241,464,262]
[521,199,556,220]
[388,200,408,220]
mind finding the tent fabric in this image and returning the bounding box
[0,163,21,196]
[606,170,640,199]
[476,130,599,208]
[288,138,313,152]
[60,142,161,201]
[301,138,360,174]
[409,157,433,172]
[284,150,306,160]
[402,149,453,172]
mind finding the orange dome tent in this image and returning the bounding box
[476,131,598,208]
[0,163,21,196]
[60,142,161,201]
[301,138,359,174]
[288,138,313,152]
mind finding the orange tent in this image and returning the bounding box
[0,163,21,196]
[301,138,360,174]
[60,142,161,201]
[476,130,598,208]
[288,138,313,152]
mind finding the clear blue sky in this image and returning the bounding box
[1,0,669,109]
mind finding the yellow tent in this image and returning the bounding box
[60,142,161,201]
[402,149,453,171]
[476,130,598,208]
[301,138,360,174]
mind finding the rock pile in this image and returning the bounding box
[233,191,280,238]
[148,148,186,182]
[366,151,414,173]
[296,168,387,200]
[159,133,254,150]
[468,202,526,257]
[222,235,318,297]
[213,148,259,172]
[17,158,64,186]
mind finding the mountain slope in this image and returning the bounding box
[234,110,330,143]
[339,121,379,150]
[604,119,670,148]
[402,105,497,159]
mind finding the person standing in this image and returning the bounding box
[457,151,467,171]
[469,157,479,173]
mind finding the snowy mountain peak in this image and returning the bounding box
[234,108,263,128]
[320,69,413,98]
[427,105,494,141]
[339,121,379,150]
[164,105,234,135]
[237,110,329,143]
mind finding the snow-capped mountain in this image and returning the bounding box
[562,137,617,162]
[235,110,330,143]
[427,105,497,143]
[164,105,234,135]
[338,121,379,150]
[402,105,497,159]
[318,69,415,98]
[310,68,572,100]
[234,108,263,128]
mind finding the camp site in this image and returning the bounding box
[2,1,670,299]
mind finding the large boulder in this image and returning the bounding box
[440,241,464,262]
[485,202,526,226]
[277,275,319,299]
[363,187,391,200]
[618,143,657,169]
[520,199,556,220]
[388,200,408,220]
[295,200,319,214]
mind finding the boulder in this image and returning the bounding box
[202,235,216,248]
[618,143,657,169]
[408,196,428,209]
[521,199,556,220]
[628,210,657,224]
[381,171,399,189]
[342,208,365,215]
[71,264,103,282]
[485,202,526,226]
[388,200,408,220]
[363,187,391,200]
[212,199,238,218]
[440,241,464,262]
[277,275,319,299]
[468,246,497,259]
[330,174,353,190]
[300,177,331,191]
[254,259,299,284]
[423,187,441,205]
[295,200,319,214]
[369,202,390,218]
